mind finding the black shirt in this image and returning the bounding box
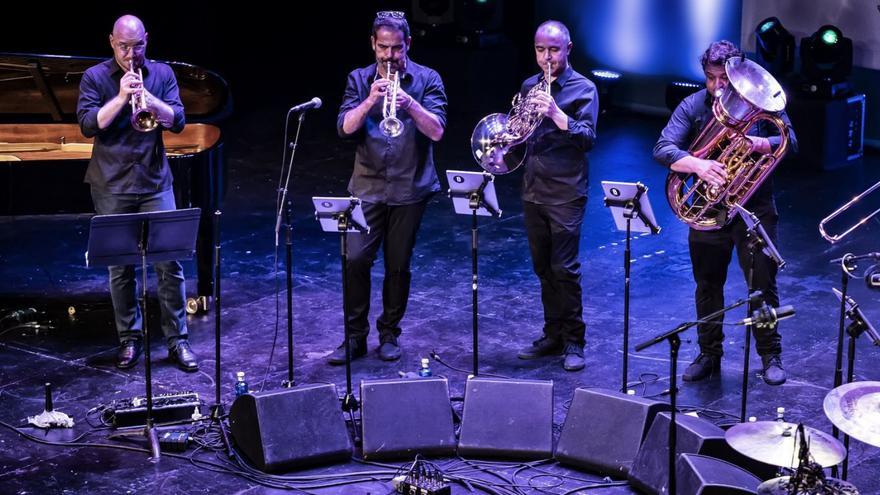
[337,60,447,205]
[653,88,798,217]
[520,66,598,205]
[77,58,186,194]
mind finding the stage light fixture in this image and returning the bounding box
[590,69,622,114]
[754,16,794,77]
[800,24,853,85]
[665,81,702,112]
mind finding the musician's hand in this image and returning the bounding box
[747,135,771,154]
[394,87,414,112]
[367,79,389,106]
[118,71,142,99]
[694,158,727,187]
[531,92,559,118]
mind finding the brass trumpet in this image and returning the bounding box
[128,65,158,132]
[819,179,880,243]
[379,62,403,138]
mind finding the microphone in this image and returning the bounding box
[833,288,880,345]
[738,304,795,328]
[829,252,880,264]
[866,265,880,291]
[289,97,322,113]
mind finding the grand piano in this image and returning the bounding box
[0,52,231,307]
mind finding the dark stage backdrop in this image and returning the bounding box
[0,1,541,133]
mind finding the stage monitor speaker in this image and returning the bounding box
[676,454,761,494]
[555,388,671,477]
[228,383,352,472]
[628,412,733,494]
[360,377,456,460]
[458,376,553,459]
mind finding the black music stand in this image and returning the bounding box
[635,292,760,495]
[602,181,660,393]
[86,207,201,460]
[447,170,502,377]
[732,203,785,424]
[832,287,879,480]
[313,197,369,429]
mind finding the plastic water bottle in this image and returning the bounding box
[418,358,432,377]
[776,406,786,423]
[234,371,248,397]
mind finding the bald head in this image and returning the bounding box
[536,20,570,46]
[113,15,145,38]
[109,15,148,70]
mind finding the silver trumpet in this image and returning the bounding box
[819,179,880,243]
[379,62,403,138]
[128,65,158,132]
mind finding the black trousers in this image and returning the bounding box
[688,213,782,358]
[523,198,587,347]
[344,199,429,342]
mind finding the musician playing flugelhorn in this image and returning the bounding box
[653,40,798,386]
[76,15,197,372]
[333,11,447,364]
[514,20,598,373]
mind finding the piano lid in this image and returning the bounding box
[0,52,231,123]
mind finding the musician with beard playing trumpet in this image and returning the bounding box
[332,10,447,364]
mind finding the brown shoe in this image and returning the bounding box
[116,340,142,369]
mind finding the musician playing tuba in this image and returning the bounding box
[653,40,798,386]
[512,20,598,373]
[334,11,447,364]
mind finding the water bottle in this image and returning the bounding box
[776,406,786,423]
[234,371,248,397]
[418,358,432,377]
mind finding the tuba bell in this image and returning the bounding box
[128,64,159,132]
[666,57,790,230]
[470,62,553,174]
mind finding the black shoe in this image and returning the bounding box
[682,353,720,382]
[563,343,585,371]
[378,336,401,361]
[761,354,787,386]
[327,338,367,365]
[116,340,142,369]
[168,341,199,372]
[517,336,563,360]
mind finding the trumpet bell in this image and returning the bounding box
[470,113,524,174]
[132,109,159,132]
[380,116,403,138]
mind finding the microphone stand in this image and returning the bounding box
[635,292,760,495]
[734,204,785,423]
[275,111,307,388]
[829,254,858,479]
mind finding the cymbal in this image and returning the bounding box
[757,476,859,494]
[725,421,846,468]
[824,381,880,448]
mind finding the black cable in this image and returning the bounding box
[429,350,510,379]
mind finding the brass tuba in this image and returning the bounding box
[129,64,158,132]
[666,57,790,230]
[470,62,553,174]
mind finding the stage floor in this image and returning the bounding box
[1,109,878,494]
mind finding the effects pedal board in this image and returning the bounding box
[104,391,202,427]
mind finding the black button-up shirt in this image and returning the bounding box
[520,66,598,205]
[653,88,798,217]
[77,58,186,194]
[337,60,447,205]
